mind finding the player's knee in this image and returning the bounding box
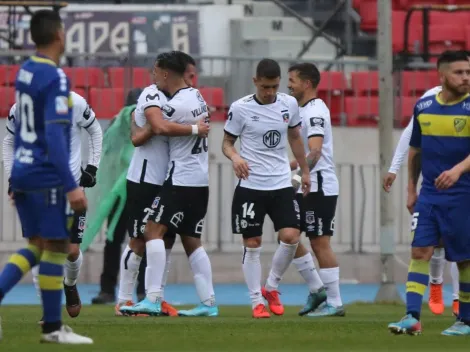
[294,242,309,258]
[278,227,300,245]
[129,237,146,256]
[67,244,81,261]
[144,221,166,241]
[243,236,262,248]
[457,260,470,271]
[310,236,332,253]
[43,239,69,254]
[411,246,434,261]
[28,236,44,251]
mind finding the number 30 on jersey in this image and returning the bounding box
[15,92,37,143]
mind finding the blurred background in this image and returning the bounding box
[0,0,465,289]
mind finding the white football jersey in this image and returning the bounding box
[224,93,301,190]
[297,98,338,195]
[127,84,170,185]
[162,87,210,187]
[6,91,96,183]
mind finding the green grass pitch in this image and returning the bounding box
[0,304,469,351]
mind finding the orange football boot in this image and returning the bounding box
[162,301,178,317]
[261,287,284,315]
[453,299,459,317]
[428,283,444,315]
[252,304,270,318]
[115,301,134,316]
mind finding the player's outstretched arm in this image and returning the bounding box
[145,106,208,137]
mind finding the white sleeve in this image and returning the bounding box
[2,133,14,179]
[388,117,413,174]
[288,100,302,128]
[84,119,103,167]
[224,103,244,137]
[75,96,97,129]
[6,104,16,135]
[139,89,164,111]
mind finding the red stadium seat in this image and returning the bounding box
[345,96,379,127]
[401,70,440,96]
[429,12,469,27]
[398,96,416,127]
[0,65,19,86]
[359,0,378,32]
[198,87,225,122]
[392,11,423,53]
[108,67,152,88]
[62,67,105,89]
[350,71,379,96]
[317,71,349,122]
[0,86,15,117]
[464,26,470,51]
[89,88,125,119]
[428,25,466,55]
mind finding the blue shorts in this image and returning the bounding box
[411,200,470,262]
[15,187,71,240]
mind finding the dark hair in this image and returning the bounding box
[256,58,281,79]
[125,88,143,106]
[437,50,469,68]
[288,62,320,88]
[30,10,63,47]
[173,51,196,68]
[155,52,186,76]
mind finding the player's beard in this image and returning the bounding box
[444,79,468,97]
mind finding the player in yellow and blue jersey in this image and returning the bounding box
[388,50,470,336]
[0,10,92,344]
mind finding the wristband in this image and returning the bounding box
[191,125,199,135]
[292,174,301,183]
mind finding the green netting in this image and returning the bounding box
[80,105,135,251]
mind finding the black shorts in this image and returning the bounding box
[296,192,337,238]
[69,209,86,244]
[231,186,300,238]
[126,180,162,238]
[150,183,209,238]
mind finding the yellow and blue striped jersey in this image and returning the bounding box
[410,92,470,205]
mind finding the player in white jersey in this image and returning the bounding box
[117,53,208,317]
[120,51,217,317]
[382,84,461,317]
[222,59,310,318]
[286,63,345,317]
[2,91,102,319]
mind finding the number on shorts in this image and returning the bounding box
[242,202,255,219]
[191,137,208,154]
[16,92,37,143]
[411,212,419,231]
[142,207,153,224]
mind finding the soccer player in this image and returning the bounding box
[0,10,92,343]
[120,51,217,317]
[3,91,102,321]
[287,63,345,317]
[222,58,310,318]
[115,53,199,317]
[388,50,470,336]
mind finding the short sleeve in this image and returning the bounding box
[74,94,96,128]
[6,104,16,135]
[139,89,163,111]
[44,69,71,124]
[409,105,422,148]
[288,100,301,128]
[224,103,244,137]
[161,101,181,122]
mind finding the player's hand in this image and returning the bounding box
[67,187,87,212]
[79,165,98,188]
[196,119,210,138]
[231,154,249,180]
[301,170,310,196]
[406,190,418,214]
[383,172,397,193]
[435,167,462,190]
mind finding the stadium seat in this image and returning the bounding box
[359,0,377,32]
[429,12,469,27]
[392,11,423,53]
[108,67,152,88]
[428,25,466,55]
[465,26,470,51]
[345,96,379,127]
[318,71,349,122]
[0,86,15,117]
[198,87,225,122]
[89,88,125,119]
[398,96,416,127]
[401,70,440,96]
[0,65,19,86]
[350,71,379,96]
[401,0,444,7]
[62,67,105,89]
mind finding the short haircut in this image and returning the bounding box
[288,62,321,88]
[172,51,196,68]
[437,50,469,68]
[155,52,186,76]
[30,10,63,47]
[256,58,281,79]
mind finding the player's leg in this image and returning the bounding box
[177,187,218,317]
[450,262,460,316]
[428,247,445,315]
[232,186,269,318]
[262,188,301,316]
[63,209,86,318]
[388,201,437,335]
[161,233,178,316]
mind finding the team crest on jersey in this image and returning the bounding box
[282,112,289,123]
[83,106,91,120]
[78,216,86,231]
[151,197,160,209]
[196,91,205,103]
[454,118,466,132]
[162,104,176,117]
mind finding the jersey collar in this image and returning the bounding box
[253,94,277,105]
[301,98,316,107]
[435,92,469,106]
[31,53,56,67]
